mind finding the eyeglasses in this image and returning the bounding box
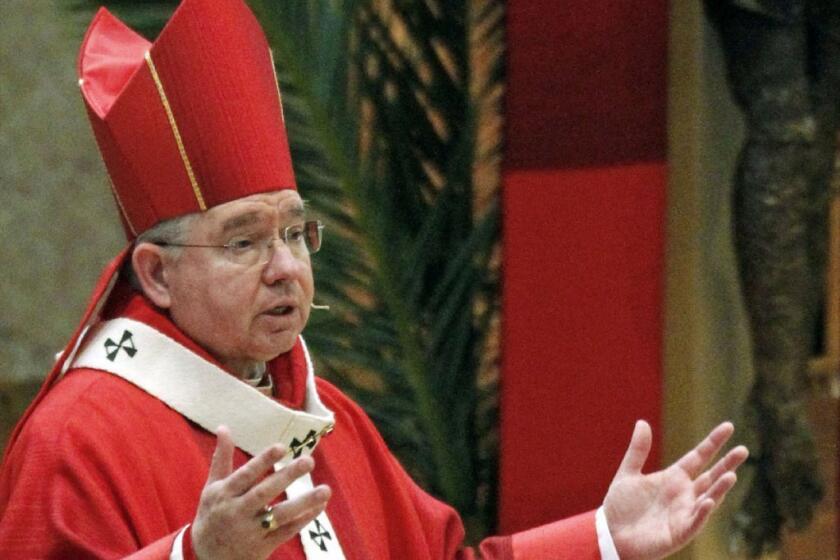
[155,220,324,267]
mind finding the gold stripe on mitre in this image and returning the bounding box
[268,49,287,124]
[144,51,207,211]
[107,175,138,237]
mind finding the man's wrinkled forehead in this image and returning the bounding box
[205,190,306,229]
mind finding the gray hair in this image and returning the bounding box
[125,213,198,290]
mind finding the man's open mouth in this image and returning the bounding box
[266,306,294,316]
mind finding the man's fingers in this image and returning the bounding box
[266,485,331,538]
[686,498,715,538]
[616,420,653,476]
[243,456,315,510]
[693,445,748,495]
[675,422,734,479]
[699,471,737,506]
[207,426,235,483]
[267,510,320,545]
[224,443,287,496]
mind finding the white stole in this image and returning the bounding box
[71,317,346,559]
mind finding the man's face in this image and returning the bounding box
[163,190,314,375]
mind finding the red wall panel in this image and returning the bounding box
[505,2,668,169]
[500,0,669,534]
[500,165,666,531]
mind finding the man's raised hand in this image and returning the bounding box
[604,420,749,560]
[191,426,331,560]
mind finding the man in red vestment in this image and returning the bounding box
[0,1,748,558]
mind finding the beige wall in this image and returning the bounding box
[0,0,124,385]
[1,0,124,451]
[665,1,756,558]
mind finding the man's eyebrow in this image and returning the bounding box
[221,212,261,233]
[289,203,305,218]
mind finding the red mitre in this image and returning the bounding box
[79,0,296,239]
[4,0,298,457]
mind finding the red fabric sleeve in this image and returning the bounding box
[0,418,181,560]
[0,372,197,559]
[511,510,599,560]
[122,532,179,560]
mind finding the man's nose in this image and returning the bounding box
[261,240,301,283]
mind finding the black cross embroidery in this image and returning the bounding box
[290,430,318,459]
[308,518,331,552]
[104,330,137,361]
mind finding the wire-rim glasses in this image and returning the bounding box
[154,220,324,267]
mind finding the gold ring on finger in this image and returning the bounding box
[259,505,279,532]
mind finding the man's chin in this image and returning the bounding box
[259,335,299,360]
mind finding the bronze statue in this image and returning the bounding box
[705,0,840,555]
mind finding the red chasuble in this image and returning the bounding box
[0,291,599,559]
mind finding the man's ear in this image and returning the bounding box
[132,243,173,309]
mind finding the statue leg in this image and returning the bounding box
[705,2,835,554]
[804,0,840,324]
